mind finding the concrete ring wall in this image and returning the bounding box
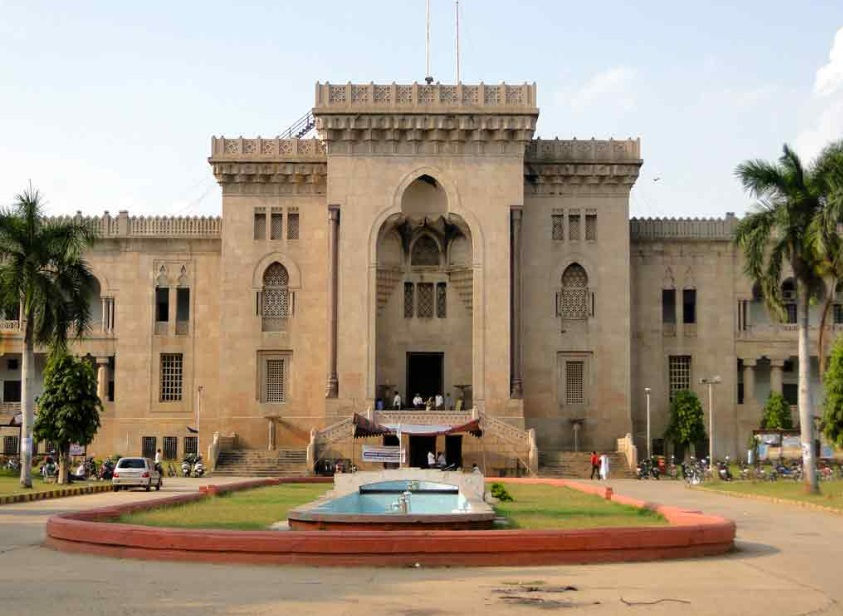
[45,477,735,567]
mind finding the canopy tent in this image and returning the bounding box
[351,413,482,439]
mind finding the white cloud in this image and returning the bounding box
[561,66,638,112]
[795,27,843,162]
[815,27,843,97]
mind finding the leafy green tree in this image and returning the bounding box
[734,144,828,493]
[33,353,101,484]
[822,336,843,448]
[664,390,706,458]
[0,187,97,487]
[761,392,794,429]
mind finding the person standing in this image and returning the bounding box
[435,393,444,409]
[392,391,402,410]
[413,393,424,409]
[599,453,610,481]
[445,392,453,410]
[589,450,600,480]
[427,450,436,469]
[154,448,163,475]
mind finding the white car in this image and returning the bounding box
[112,457,162,492]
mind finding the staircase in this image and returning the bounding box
[212,448,308,477]
[539,451,633,478]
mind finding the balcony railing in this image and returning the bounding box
[0,320,20,331]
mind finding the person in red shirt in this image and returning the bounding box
[590,451,600,480]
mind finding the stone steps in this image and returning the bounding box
[538,452,633,478]
[213,448,309,477]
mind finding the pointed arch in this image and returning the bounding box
[560,263,589,320]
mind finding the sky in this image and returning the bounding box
[0,0,841,219]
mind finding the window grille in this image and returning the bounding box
[265,359,286,403]
[261,262,290,330]
[141,436,156,459]
[436,282,447,318]
[552,214,564,241]
[287,211,299,240]
[183,436,198,456]
[568,212,581,241]
[270,211,283,240]
[3,435,18,456]
[585,214,597,241]
[160,353,183,401]
[565,361,584,404]
[411,236,440,266]
[417,283,434,318]
[404,282,414,318]
[163,436,178,460]
[254,210,266,240]
[559,263,589,319]
[668,355,691,401]
[834,304,843,325]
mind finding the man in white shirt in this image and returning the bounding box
[413,393,424,409]
[392,391,402,409]
[427,450,436,468]
[435,393,444,409]
[154,448,163,474]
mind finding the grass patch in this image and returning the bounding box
[700,479,843,511]
[0,471,98,496]
[117,483,329,530]
[493,483,667,529]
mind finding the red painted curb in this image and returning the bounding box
[45,477,735,567]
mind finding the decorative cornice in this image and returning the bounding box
[525,138,640,163]
[630,216,738,241]
[211,161,327,190]
[523,139,642,192]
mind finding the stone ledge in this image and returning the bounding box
[0,483,113,506]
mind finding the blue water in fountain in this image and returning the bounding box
[313,480,472,515]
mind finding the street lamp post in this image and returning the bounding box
[644,387,651,459]
[700,376,722,462]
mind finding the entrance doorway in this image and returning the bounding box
[406,352,443,403]
[445,434,463,468]
[409,435,436,468]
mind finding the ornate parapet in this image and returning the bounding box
[524,139,642,192]
[525,138,640,163]
[210,137,326,161]
[47,213,221,238]
[209,137,327,191]
[630,214,737,241]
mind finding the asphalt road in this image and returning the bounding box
[0,477,840,616]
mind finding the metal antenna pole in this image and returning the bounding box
[455,0,461,83]
[425,0,432,84]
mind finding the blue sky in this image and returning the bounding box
[1,1,841,218]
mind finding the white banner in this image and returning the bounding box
[361,445,404,464]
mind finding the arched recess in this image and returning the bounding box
[559,263,590,320]
[251,252,302,290]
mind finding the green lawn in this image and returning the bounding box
[117,481,665,531]
[0,471,98,496]
[492,483,667,529]
[118,483,330,530]
[701,479,843,511]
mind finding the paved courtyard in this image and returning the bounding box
[0,477,840,615]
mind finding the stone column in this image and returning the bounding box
[770,358,785,395]
[100,297,107,334]
[96,357,109,402]
[510,207,523,398]
[742,358,756,405]
[325,205,340,398]
[267,418,276,451]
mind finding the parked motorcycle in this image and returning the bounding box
[192,455,205,478]
[636,457,661,480]
[683,457,704,486]
[717,457,733,481]
[98,458,115,480]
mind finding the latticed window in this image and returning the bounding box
[559,263,589,320]
[254,209,266,240]
[3,435,18,455]
[552,214,564,241]
[261,262,289,330]
[834,304,843,325]
[585,213,597,241]
[183,436,198,455]
[270,210,283,240]
[436,282,447,318]
[568,212,581,241]
[141,436,156,458]
[417,283,434,318]
[160,354,183,401]
[287,211,299,239]
[565,361,584,404]
[668,355,691,401]
[411,235,440,266]
[265,359,286,403]
[404,283,414,318]
[163,436,178,460]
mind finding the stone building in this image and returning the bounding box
[0,81,829,472]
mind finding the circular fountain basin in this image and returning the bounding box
[287,478,496,531]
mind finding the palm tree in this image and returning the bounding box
[734,144,823,494]
[0,187,97,488]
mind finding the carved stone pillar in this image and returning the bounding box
[325,205,340,398]
[100,297,107,334]
[742,358,756,405]
[770,358,785,394]
[267,418,276,451]
[96,357,109,402]
[510,207,523,398]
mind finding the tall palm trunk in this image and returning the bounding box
[817,277,837,381]
[19,323,34,488]
[798,281,819,493]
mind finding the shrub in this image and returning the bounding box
[490,482,513,501]
[761,392,793,429]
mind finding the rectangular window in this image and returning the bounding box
[585,213,597,241]
[565,361,584,404]
[176,287,190,330]
[159,353,183,402]
[834,304,843,325]
[270,210,283,240]
[3,380,21,403]
[163,436,178,460]
[417,283,434,318]
[3,435,18,456]
[287,211,299,240]
[668,355,692,401]
[265,359,286,403]
[404,282,414,318]
[183,436,198,456]
[108,356,115,402]
[568,211,580,241]
[141,436,156,459]
[785,303,797,324]
[782,383,798,406]
[7,358,18,371]
[551,214,564,241]
[253,210,266,240]
[436,282,447,318]
[683,289,696,324]
[662,289,676,324]
[155,287,169,322]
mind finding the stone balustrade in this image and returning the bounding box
[0,320,20,331]
[209,137,326,161]
[46,213,221,238]
[525,138,641,163]
[630,214,738,240]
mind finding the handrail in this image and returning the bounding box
[281,111,315,139]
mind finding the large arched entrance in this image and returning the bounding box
[375,175,473,412]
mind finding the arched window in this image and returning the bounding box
[261,262,290,331]
[411,235,440,267]
[559,263,589,320]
